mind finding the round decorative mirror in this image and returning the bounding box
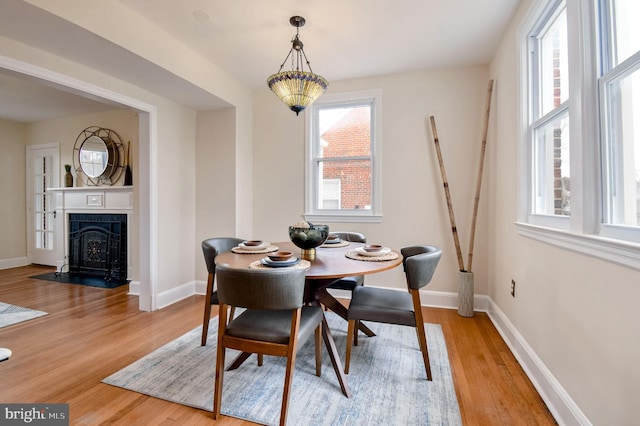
[73,126,125,186]
[80,136,109,178]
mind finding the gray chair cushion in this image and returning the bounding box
[348,286,416,326]
[227,307,323,345]
[328,231,366,291]
[327,275,363,290]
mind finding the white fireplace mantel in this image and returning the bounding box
[48,186,133,277]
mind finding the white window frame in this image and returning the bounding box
[304,89,382,223]
[517,0,640,271]
[525,0,571,230]
[598,19,640,240]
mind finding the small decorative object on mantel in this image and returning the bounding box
[72,126,126,186]
[428,80,494,318]
[123,140,133,186]
[64,164,73,187]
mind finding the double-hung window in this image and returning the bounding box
[599,0,640,237]
[304,90,382,223]
[527,0,570,226]
[519,0,640,269]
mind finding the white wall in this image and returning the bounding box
[0,119,27,263]
[488,0,640,423]
[195,107,237,281]
[154,103,198,294]
[253,66,491,293]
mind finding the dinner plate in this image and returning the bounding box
[354,246,391,257]
[237,242,270,251]
[261,257,301,267]
[324,238,342,244]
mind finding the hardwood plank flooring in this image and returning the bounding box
[0,265,556,425]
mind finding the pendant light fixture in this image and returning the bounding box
[267,16,328,115]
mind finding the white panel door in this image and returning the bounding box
[26,144,59,266]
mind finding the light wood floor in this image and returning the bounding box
[0,265,556,425]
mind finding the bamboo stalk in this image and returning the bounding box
[429,116,465,272]
[466,80,494,272]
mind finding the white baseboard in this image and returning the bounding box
[194,280,207,295]
[128,280,197,310]
[0,257,29,270]
[486,299,591,426]
[156,281,197,309]
[128,281,140,295]
[330,287,490,313]
[420,289,490,312]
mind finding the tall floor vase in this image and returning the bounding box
[458,271,474,317]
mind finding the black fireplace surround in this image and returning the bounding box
[68,213,127,281]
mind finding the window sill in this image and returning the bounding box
[304,213,383,224]
[515,222,640,271]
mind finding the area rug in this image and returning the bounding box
[0,302,48,329]
[103,312,462,425]
[30,272,129,289]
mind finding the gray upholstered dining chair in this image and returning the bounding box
[344,245,442,381]
[327,231,367,292]
[213,265,323,426]
[201,237,244,346]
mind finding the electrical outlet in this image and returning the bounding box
[511,279,516,297]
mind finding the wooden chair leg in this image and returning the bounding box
[414,321,432,381]
[353,319,359,346]
[279,353,297,426]
[201,274,214,346]
[315,323,322,377]
[345,319,356,374]
[412,290,432,381]
[213,303,229,419]
[279,310,301,426]
[202,303,212,346]
[213,345,226,419]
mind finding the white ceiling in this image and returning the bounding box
[0,0,521,122]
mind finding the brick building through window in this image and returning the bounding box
[319,106,372,209]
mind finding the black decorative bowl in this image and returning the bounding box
[289,224,329,259]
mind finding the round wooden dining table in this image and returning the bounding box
[215,240,403,398]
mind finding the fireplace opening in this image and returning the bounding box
[68,213,127,281]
